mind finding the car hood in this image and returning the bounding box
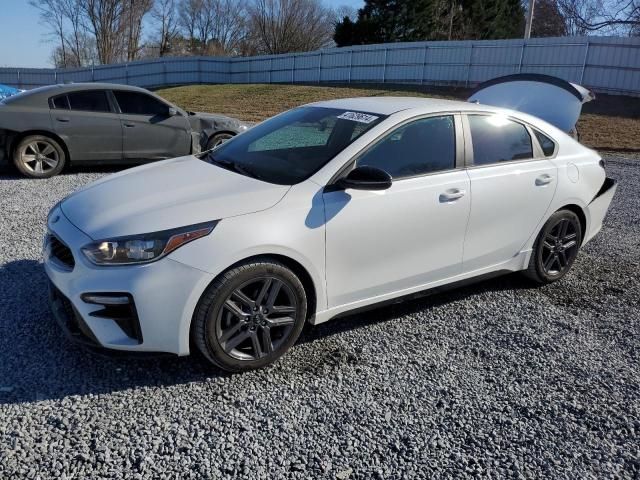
[60,155,290,239]
[468,73,594,132]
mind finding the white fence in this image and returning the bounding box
[1,36,639,96]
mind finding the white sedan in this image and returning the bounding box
[44,86,616,371]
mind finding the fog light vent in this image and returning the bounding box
[81,293,143,344]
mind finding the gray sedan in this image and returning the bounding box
[0,83,249,178]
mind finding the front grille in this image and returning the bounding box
[49,235,75,269]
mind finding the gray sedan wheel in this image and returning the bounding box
[206,132,234,150]
[13,135,66,178]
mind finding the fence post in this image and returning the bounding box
[54,70,58,84]
[318,51,322,83]
[125,63,129,85]
[421,45,428,85]
[579,40,590,84]
[382,47,388,83]
[348,49,353,83]
[465,44,473,87]
[518,41,526,73]
[291,55,295,83]
[17,69,21,89]
[269,58,272,84]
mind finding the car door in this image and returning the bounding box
[111,90,191,161]
[323,114,471,308]
[50,90,123,162]
[462,113,558,272]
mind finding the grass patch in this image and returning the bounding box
[157,83,640,151]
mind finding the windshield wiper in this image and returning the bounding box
[207,155,263,181]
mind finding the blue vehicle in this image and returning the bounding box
[0,84,20,100]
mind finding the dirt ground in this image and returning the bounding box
[157,83,640,152]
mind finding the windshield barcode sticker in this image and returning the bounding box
[337,111,379,124]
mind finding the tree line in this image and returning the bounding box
[32,0,639,68]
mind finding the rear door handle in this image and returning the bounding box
[536,174,554,186]
[55,117,70,122]
[123,123,135,128]
[439,188,466,202]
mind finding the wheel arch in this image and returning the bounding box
[557,203,587,244]
[10,130,71,164]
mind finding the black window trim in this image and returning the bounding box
[461,111,556,168]
[328,112,465,186]
[110,89,173,116]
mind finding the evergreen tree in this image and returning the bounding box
[334,0,526,45]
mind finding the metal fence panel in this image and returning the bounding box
[1,36,638,96]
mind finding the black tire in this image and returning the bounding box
[524,209,583,284]
[13,134,66,178]
[193,259,307,371]
[206,132,234,150]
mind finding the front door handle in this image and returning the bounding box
[535,174,554,186]
[439,188,466,203]
[123,123,135,128]
[55,116,70,122]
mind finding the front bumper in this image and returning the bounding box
[44,206,215,355]
[584,177,617,245]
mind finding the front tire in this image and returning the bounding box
[193,259,307,371]
[13,135,66,178]
[524,209,582,284]
[206,132,234,150]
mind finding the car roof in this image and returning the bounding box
[1,82,152,107]
[308,96,492,116]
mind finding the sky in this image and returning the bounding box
[0,0,364,69]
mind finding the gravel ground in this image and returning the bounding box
[0,155,638,479]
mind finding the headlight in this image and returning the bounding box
[82,221,217,266]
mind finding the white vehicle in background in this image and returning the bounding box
[44,75,616,371]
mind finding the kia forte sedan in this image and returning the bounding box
[44,94,616,371]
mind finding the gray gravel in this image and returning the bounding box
[1,156,638,479]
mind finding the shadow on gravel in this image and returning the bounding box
[0,257,534,405]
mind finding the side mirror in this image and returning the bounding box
[336,166,392,191]
[168,107,179,116]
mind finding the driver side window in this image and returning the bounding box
[356,116,456,179]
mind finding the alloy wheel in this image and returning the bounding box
[541,217,579,276]
[215,276,298,361]
[19,140,60,175]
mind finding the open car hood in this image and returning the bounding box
[468,74,594,132]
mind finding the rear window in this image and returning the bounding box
[67,90,111,112]
[469,114,533,165]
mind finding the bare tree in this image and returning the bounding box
[558,0,639,34]
[247,0,335,54]
[123,0,153,61]
[151,0,180,56]
[30,0,69,66]
[83,0,126,64]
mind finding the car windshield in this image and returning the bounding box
[205,106,387,185]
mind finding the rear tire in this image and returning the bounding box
[13,135,66,178]
[193,259,307,372]
[524,209,582,284]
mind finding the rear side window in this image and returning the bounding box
[51,95,69,109]
[534,130,556,157]
[357,116,456,179]
[113,91,169,116]
[468,115,533,165]
[67,91,111,112]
